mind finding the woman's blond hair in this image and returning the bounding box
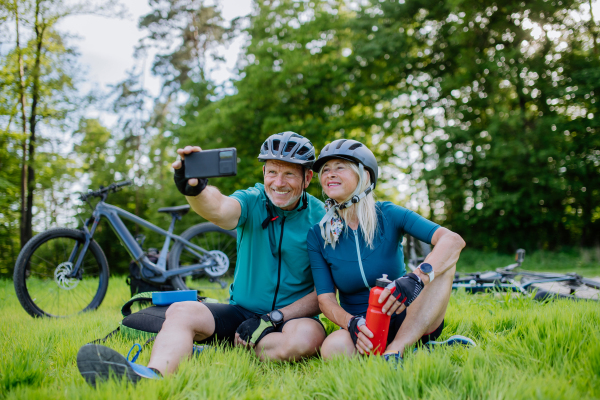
[320,160,378,248]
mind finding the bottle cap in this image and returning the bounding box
[376,274,392,288]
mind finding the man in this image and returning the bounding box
[77,132,327,385]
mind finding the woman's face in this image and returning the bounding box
[320,159,359,202]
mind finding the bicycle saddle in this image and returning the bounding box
[157,205,191,216]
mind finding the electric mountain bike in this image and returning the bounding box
[452,249,600,301]
[405,237,600,301]
[13,181,237,318]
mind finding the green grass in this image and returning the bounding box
[1,251,600,399]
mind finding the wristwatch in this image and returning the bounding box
[268,309,284,326]
[418,263,435,283]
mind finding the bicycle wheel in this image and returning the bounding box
[526,280,600,301]
[13,228,110,318]
[168,222,237,290]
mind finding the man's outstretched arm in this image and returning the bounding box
[172,146,241,230]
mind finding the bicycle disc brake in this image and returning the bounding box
[54,262,80,290]
[205,250,229,277]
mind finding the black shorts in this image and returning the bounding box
[198,303,326,345]
[386,309,444,345]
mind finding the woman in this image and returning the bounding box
[307,139,473,360]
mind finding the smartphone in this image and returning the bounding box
[184,148,237,179]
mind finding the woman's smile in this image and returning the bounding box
[320,160,359,203]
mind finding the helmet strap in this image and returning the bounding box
[298,170,308,211]
[262,197,278,229]
[338,183,375,210]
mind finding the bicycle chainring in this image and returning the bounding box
[205,250,229,277]
[54,262,80,290]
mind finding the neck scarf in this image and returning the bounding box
[319,198,344,249]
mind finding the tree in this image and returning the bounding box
[346,0,600,250]
[174,0,405,200]
[0,0,122,251]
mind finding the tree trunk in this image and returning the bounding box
[590,0,598,56]
[25,0,45,242]
[15,0,29,248]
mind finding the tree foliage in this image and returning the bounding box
[175,0,599,251]
[1,0,599,276]
[345,0,600,250]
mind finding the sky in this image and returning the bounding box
[57,0,253,108]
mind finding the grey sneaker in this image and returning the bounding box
[77,344,160,386]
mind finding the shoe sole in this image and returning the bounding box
[426,335,477,347]
[77,344,141,387]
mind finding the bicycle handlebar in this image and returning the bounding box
[80,180,133,201]
[115,180,132,188]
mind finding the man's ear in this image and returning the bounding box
[262,165,265,176]
[304,169,314,188]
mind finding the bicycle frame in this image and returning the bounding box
[452,271,600,294]
[68,200,215,283]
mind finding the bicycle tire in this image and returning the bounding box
[13,228,110,318]
[167,222,237,290]
[526,282,600,301]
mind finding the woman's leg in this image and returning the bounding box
[320,328,358,360]
[384,264,456,355]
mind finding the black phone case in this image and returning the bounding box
[184,148,237,179]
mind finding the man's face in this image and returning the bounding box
[263,160,313,210]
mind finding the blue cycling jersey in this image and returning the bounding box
[307,201,439,316]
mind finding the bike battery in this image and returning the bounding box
[152,290,197,306]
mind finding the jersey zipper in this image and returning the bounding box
[353,229,370,289]
[271,216,286,311]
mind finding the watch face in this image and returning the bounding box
[420,263,433,274]
[270,310,284,323]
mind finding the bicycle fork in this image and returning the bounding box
[67,216,100,279]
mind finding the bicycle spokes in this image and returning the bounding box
[23,234,106,317]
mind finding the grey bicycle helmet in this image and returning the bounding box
[258,131,316,168]
[312,139,379,188]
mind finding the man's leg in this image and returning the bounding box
[147,301,216,375]
[254,318,326,362]
[385,264,456,356]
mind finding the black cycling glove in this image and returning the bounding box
[236,315,275,345]
[173,159,209,197]
[347,316,366,347]
[385,273,424,307]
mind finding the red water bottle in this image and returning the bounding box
[365,274,392,355]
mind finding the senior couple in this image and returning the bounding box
[77,131,474,384]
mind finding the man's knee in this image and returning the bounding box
[276,319,325,361]
[164,301,214,334]
[292,321,325,355]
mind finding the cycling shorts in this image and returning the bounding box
[387,309,444,344]
[198,302,325,345]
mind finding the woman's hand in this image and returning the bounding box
[378,273,425,315]
[347,316,375,354]
[378,288,406,316]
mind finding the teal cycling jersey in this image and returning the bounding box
[229,183,325,315]
[307,201,440,316]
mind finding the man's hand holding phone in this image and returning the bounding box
[172,146,209,197]
[173,146,238,197]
